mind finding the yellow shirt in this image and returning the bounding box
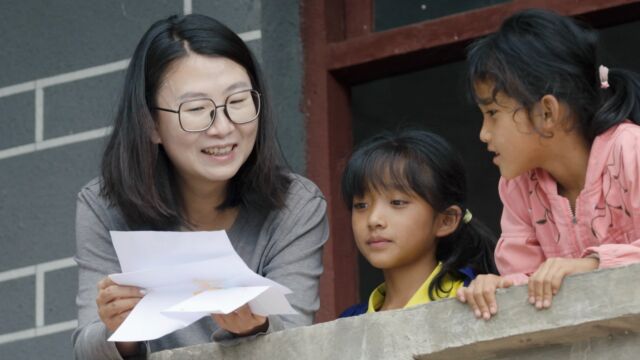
[367,262,464,313]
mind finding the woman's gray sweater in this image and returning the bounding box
[72,174,328,359]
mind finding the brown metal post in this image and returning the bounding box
[345,0,373,37]
[302,0,360,322]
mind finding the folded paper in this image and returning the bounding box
[107,230,297,342]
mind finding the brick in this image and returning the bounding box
[0,92,35,150]
[45,267,77,325]
[0,276,35,333]
[43,71,124,139]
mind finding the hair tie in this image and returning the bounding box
[463,209,473,224]
[599,65,610,89]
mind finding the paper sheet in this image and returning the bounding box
[107,231,296,342]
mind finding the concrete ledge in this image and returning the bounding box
[150,263,640,360]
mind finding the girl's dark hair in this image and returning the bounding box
[101,14,290,229]
[341,130,498,300]
[467,8,640,143]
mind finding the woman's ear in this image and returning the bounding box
[151,123,162,144]
[435,205,462,238]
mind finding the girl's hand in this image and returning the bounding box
[456,274,513,320]
[528,257,598,309]
[96,277,145,356]
[212,304,268,336]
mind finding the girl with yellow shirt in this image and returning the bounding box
[340,130,498,316]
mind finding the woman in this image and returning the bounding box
[73,14,328,358]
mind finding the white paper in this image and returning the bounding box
[109,290,205,342]
[107,230,296,342]
[247,286,298,316]
[165,286,268,314]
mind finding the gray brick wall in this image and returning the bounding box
[0,0,305,357]
[45,267,78,325]
[44,72,124,138]
[0,93,34,150]
[0,277,35,334]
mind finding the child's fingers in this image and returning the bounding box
[541,272,554,308]
[465,288,481,318]
[498,277,513,289]
[456,287,467,303]
[483,282,499,317]
[541,260,571,309]
[528,265,541,305]
[548,266,568,303]
[472,282,494,320]
[550,267,567,295]
[463,282,481,318]
[538,259,566,309]
[527,281,534,305]
[464,275,504,320]
[528,272,540,305]
[488,290,498,316]
[530,264,550,309]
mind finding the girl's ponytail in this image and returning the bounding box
[592,68,640,139]
[457,217,499,275]
[429,210,498,300]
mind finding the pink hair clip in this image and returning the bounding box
[599,65,610,89]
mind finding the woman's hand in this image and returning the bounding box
[456,274,513,320]
[96,277,144,332]
[96,277,145,356]
[212,304,268,336]
[528,257,598,309]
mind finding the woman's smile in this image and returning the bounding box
[200,144,236,156]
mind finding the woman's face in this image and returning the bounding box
[152,53,259,190]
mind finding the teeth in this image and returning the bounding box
[202,145,233,156]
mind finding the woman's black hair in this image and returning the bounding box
[101,14,290,229]
[467,8,640,143]
[341,130,498,300]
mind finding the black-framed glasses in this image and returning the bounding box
[152,89,261,132]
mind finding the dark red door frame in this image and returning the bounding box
[302,0,640,322]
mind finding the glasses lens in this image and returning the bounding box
[179,99,215,131]
[226,90,260,124]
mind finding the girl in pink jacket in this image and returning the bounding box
[456,9,640,320]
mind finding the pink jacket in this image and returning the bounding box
[496,122,640,285]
